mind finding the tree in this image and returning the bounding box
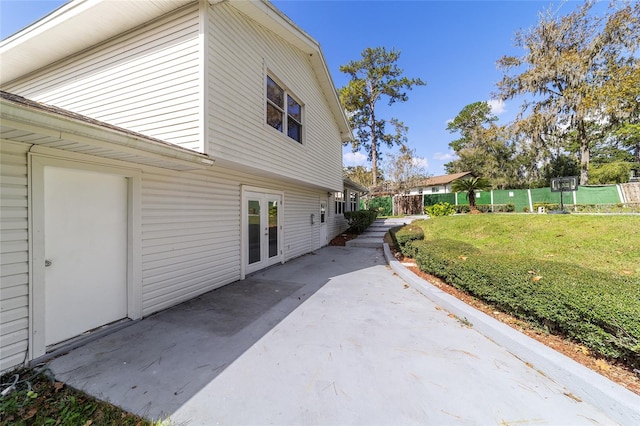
[451,177,491,212]
[343,166,380,190]
[445,102,516,188]
[383,145,429,192]
[446,101,497,152]
[339,47,426,186]
[496,1,640,185]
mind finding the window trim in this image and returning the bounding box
[265,73,304,144]
[334,191,345,215]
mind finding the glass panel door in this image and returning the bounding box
[268,199,279,259]
[245,191,282,275]
[248,199,261,265]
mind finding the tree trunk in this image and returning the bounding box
[579,124,589,185]
[370,108,378,186]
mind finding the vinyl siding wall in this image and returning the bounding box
[0,141,345,370]
[140,163,334,315]
[2,5,202,152]
[0,140,30,371]
[206,3,343,191]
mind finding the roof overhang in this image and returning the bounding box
[0,92,215,171]
[0,0,193,84]
[0,0,352,142]
[344,178,369,194]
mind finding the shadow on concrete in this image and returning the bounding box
[49,246,384,420]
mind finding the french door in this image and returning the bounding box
[244,190,283,275]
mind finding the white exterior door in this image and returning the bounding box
[244,191,282,275]
[44,167,128,346]
[319,199,327,246]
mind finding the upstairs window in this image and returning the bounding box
[266,75,303,143]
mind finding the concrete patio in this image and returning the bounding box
[48,244,639,425]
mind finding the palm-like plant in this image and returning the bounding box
[451,177,491,212]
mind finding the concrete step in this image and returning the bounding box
[345,238,383,248]
[360,231,387,238]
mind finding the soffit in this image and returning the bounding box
[0,0,192,84]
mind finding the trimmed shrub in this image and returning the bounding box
[425,202,455,217]
[344,210,378,234]
[390,224,424,253]
[411,239,640,368]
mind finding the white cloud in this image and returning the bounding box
[343,151,368,166]
[412,157,428,169]
[487,99,506,115]
[433,151,457,161]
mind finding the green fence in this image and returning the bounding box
[423,185,623,212]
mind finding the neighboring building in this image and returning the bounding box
[0,0,354,371]
[406,172,473,195]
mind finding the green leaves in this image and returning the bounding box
[339,46,426,186]
[496,1,640,185]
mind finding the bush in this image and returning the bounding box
[344,210,378,234]
[411,240,640,368]
[390,224,424,253]
[425,202,455,217]
[533,202,560,211]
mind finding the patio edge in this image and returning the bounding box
[383,243,640,425]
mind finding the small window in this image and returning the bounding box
[334,192,345,215]
[266,75,303,143]
[349,192,358,212]
[431,187,439,193]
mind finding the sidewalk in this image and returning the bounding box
[48,244,639,424]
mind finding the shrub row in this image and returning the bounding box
[389,224,424,252]
[344,210,378,234]
[453,204,515,213]
[393,228,640,369]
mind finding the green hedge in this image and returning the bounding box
[399,239,640,368]
[389,224,424,255]
[344,210,378,234]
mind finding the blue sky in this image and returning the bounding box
[1,0,603,176]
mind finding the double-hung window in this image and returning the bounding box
[349,192,358,212]
[334,192,345,215]
[266,75,303,143]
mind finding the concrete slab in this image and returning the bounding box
[47,246,637,425]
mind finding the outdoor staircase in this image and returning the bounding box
[345,217,418,248]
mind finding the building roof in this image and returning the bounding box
[0,0,352,141]
[414,172,473,187]
[343,178,369,194]
[1,90,215,170]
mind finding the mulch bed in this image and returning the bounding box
[328,233,358,246]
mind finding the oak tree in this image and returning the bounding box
[496,1,640,184]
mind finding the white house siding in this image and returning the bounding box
[206,3,343,191]
[327,196,349,242]
[140,163,337,316]
[140,168,241,315]
[2,5,203,152]
[0,140,30,371]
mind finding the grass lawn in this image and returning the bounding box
[395,214,640,369]
[0,366,161,426]
[419,214,639,275]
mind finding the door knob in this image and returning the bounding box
[45,260,52,267]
